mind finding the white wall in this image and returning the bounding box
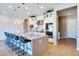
[67,15,77,39]
[0,15,23,40]
[77,4,79,50]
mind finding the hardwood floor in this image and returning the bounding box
[42,38,79,56]
[0,38,79,56]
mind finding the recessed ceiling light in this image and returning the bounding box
[3,11,7,14]
[25,7,29,10]
[40,6,44,9]
[8,5,12,8]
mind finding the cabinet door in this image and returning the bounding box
[59,16,67,38]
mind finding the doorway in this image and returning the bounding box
[57,6,77,49]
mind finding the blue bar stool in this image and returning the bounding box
[4,32,8,45]
[11,34,19,51]
[4,32,11,47]
[10,33,15,49]
[18,36,31,56]
[8,33,13,48]
[14,35,20,54]
[23,38,31,55]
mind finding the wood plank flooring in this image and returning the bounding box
[42,38,79,56]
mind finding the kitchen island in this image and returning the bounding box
[14,32,48,56]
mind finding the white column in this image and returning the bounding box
[53,11,58,45]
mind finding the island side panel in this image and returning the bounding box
[32,36,48,56]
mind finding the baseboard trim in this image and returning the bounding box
[76,48,79,51]
[54,42,57,45]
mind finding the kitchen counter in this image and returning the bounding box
[11,32,48,55]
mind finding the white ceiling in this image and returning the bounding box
[0,3,75,19]
[0,3,58,19]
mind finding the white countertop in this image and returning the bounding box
[13,32,47,40]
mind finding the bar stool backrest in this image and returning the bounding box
[19,36,26,43]
[12,34,19,40]
[4,32,6,35]
[10,34,14,39]
[4,32,10,38]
